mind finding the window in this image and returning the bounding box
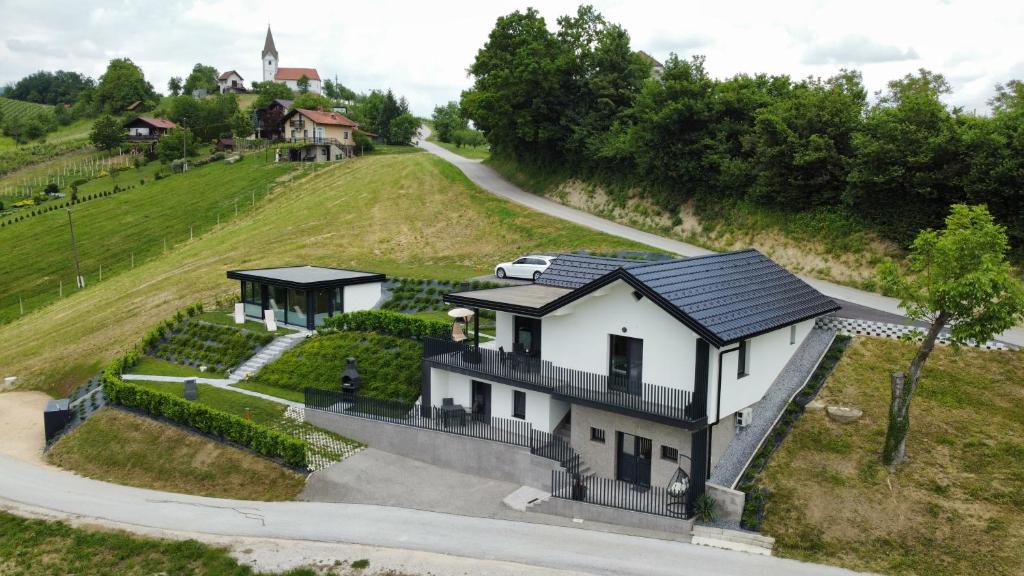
[661,445,679,462]
[609,335,643,394]
[512,390,526,419]
[590,427,606,443]
[738,340,750,378]
[790,324,797,345]
[343,131,349,139]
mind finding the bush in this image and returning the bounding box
[319,310,449,339]
[694,494,718,523]
[103,376,307,469]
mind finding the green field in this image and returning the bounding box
[426,128,490,160]
[0,155,295,323]
[0,98,91,151]
[0,152,649,397]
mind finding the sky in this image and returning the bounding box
[0,0,1022,116]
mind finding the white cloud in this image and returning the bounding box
[0,0,1021,114]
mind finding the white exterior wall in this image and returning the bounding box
[428,368,568,433]
[540,280,699,391]
[343,282,382,312]
[128,127,150,136]
[709,318,814,422]
[263,55,277,82]
[494,311,515,351]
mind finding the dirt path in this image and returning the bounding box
[0,390,52,466]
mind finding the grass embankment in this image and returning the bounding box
[0,152,649,397]
[485,155,904,289]
[47,409,305,500]
[760,337,1024,576]
[250,332,422,403]
[0,510,326,575]
[131,356,208,377]
[0,155,295,323]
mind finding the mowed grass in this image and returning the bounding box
[131,380,287,425]
[0,152,650,397]
[425,128,489,160]
[760,337,1024,576]
[0,155,295,323]
[47,409,305,500]
[130,356,209,378]
[0,511,315,576]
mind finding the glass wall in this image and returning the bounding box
[332,287,343,314]
[287,288,307,327]
[268,285,287,323]
[242,281,262,318]
[314,290,331,326]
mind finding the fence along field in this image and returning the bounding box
[0,155,296,324]
[0,148,137,198]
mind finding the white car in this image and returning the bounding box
[495,255,554,281]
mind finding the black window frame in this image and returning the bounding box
[590,427,606,443]
[737,340,749,378]
[661,445,679,462]
[512,390,526,420]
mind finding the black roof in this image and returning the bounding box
[227,266,385,289]
[450,251,838,346]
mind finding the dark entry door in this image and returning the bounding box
[609,335,643,395]
[471,380,491,421]
[616,432,653,486]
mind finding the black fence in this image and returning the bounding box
[551,469,690,519]
[423,337,698,423]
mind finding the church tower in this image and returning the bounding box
[262,26,279,82]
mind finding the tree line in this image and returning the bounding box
[459,5,1024,255]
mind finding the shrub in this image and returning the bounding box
[694,494,717,523]
[319,310,449,339]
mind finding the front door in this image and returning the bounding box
[609,335,643,395]
[471,380,491,421]
[616,432,652,486]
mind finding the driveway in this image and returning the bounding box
[418,127,1023,347]
[0,454,863,576]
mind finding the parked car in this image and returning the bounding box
[495,255,554,281]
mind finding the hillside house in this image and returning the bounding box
[253,98,293,139]
[218,70,245,93]
[124,116,177,141]
[279,108,359,161]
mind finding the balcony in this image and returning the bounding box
[423,337,704,427]
[287,136,346,147]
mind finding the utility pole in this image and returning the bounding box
[181,117,189,172]
[67,208,85,288]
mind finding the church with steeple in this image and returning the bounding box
[261,27,322,95]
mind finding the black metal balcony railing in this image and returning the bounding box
[287,136,345,147]
[423,337,701,424]
[551,469,689,519]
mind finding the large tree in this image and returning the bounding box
[167,76,183,97]
[89,115,124,150]
[7,70,94,105]
[877,204,1024,468]
[251,81,295,108]
[431,101,466,143]
[182,63,219,96]
[387,113,421,145]
[93,58,155,114]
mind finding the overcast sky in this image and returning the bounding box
[1,0,1021,116]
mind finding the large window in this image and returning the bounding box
[287,288,307,327]
[242,281,262,317]
[512,390,526,420]
[268,285,287,323]
[514,316,541,357]
[332,287,343,314]
[314,290,331,326]
[609,334,643,395]
[738,340,750,378]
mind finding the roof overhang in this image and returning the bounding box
[227,266,386,290]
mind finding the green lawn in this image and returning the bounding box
[0,152,651,397]
[760,337,1024,575]
[131,380,287,425]
[233,380,306,403]
[0,155,295,323]
[47,409,305,501]
[367,144,425,155]
[131,356,209,378]
[425,125,490,160]
[195,308,294,335]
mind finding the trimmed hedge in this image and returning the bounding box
[318,310,449,340]
[102,375,307,469]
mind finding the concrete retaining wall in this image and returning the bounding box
[706,482,745,523]
[530,497,693,541]
[691,525,775,556]
[305,408,561,489]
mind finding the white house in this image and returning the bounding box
[218,70,245,93]
[422,251,838,508]
[262,27,322,95]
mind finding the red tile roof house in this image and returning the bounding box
[280,108,359,161]
[261,27,322,94]
[124,116,177,141]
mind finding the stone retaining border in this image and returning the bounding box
[816,316,1014,351]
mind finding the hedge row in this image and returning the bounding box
[1,185,138,228]
[318,310,450,340]
[102,375,307,469]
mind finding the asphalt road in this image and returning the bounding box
[419,128,1023,347]
[0,455,861,576]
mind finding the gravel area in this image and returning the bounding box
[709,327,836,488]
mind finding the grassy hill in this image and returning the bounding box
[0,155,295,323]
[0,153,649,397]
[0,98,90,151]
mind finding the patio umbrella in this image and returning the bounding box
[447,307,475,319]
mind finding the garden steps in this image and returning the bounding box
[230,331,309,381]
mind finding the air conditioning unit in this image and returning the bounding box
[736,408,753,428]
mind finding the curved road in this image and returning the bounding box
[417,129,1024,347]
[0,455,858,576]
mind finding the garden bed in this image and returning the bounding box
[138,305,274,376]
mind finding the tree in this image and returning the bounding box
[431,101,467,143]
[877,204,1024,468]
[387,113,420,145]
[156,127,198,163]
[182,63,219,96]
[7,70,94,105]
[297,74,311,94]
[168,76,183,97]
[90,115,124,150]
[251,81,295,108]
[93,58,155,114]
[229,109,254,138]
[452,128,486,148]
[291,93,332,111]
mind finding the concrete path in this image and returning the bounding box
[418,128,1024,347]
[231,331,309,381]
[120,374,304,409]
[0,454,863,576]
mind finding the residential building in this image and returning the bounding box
[218,70,245,93]
[253,98,293,140]
[262,26,322,94]
[123,116,177,141]
[279,107,359,161]
[422,250,838,508]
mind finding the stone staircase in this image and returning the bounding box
[552,415,594,479]
[229,330,309,382]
